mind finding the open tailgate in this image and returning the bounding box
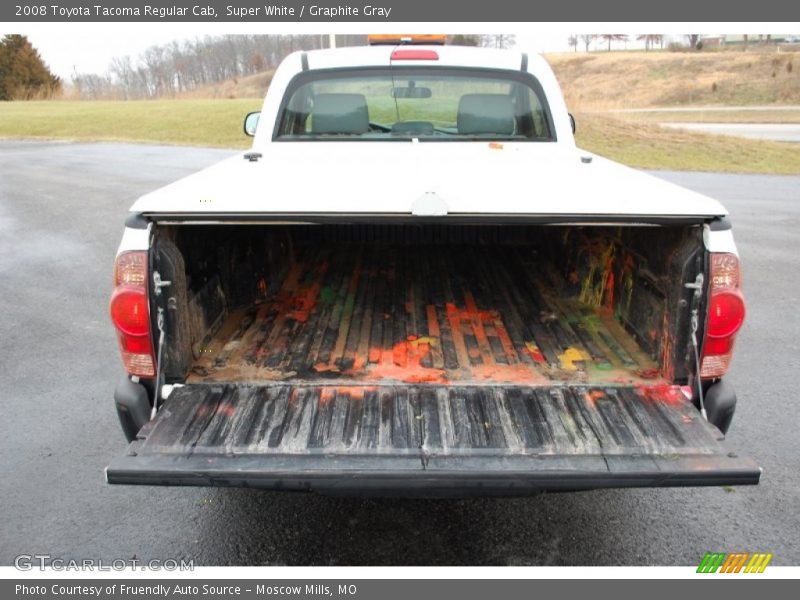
[106,384,760,495]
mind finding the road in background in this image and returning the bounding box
[610,105,800,113]
[1,141,798,566]
[661,122,800,142]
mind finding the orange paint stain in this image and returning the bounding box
[368,347,383,364]
[319,387,377,403]
[353,336,446,383]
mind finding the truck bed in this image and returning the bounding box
[108,226,761,494]
[187,244,661,386]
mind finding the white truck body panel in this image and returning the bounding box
[128,45,728,220]
[130,144,728,218]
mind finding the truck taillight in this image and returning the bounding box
[700,253,745,379]
[110,251,155,378]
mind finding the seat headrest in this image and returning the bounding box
[310,93,369,135]
[457,94,515,135]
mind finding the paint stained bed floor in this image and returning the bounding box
[189,244,661,387]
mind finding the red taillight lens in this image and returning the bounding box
[110,251,155,378]
[110,287,149,336]
[707,291,746,338]
[700,253,745,379]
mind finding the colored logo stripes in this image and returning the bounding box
[697,552,773,573]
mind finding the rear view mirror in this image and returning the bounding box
[392,86,432,99]
[243,111,260,136]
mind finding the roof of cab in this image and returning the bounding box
[300,44,547,75]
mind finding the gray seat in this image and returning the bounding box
[310,93,369,135]
[457,94,515,135]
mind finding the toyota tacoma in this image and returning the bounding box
[105,39,760,494]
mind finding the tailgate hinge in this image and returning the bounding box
[685,272,707,419]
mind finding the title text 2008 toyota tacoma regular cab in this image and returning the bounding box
[105,39,760,494]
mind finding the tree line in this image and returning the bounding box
[566,34,665,52]
[72,34,371,100]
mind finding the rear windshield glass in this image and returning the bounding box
[275,68,554,141]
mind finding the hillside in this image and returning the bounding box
[177,70,275,99]
[546,49,800,109]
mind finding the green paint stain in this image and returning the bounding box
[320,286,335,303]
[344,294,355,312]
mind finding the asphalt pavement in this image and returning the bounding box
[1,141,798,566]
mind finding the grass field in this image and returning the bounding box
[2,99,800,174]
[574,113,800,173]
[0,99,263,148]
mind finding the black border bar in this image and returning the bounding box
[3,0,800,22]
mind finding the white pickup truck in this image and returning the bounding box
[106,40,759,494]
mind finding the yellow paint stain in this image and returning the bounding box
[558,347,591,371]
[409,336,438,348]
[579,241,616,309]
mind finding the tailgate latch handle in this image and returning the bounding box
[153,271,171,297]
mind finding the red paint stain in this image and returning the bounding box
[523,342,546,363]
[635,383,683,405]
[217,403,236,417]
[604,271,615,309]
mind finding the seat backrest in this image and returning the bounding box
[310,93,369,134]
[457,94,515,135]
[392,121,435,135]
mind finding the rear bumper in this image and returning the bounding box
[106,383,760,496]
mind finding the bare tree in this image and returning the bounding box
[567,35,578,52]
[480,34,516,49]
[687,34,701,49]
[600,34,628,51]
[637,34,663,51]
[579,34,596,52]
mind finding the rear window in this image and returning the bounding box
[274,67,554,141]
